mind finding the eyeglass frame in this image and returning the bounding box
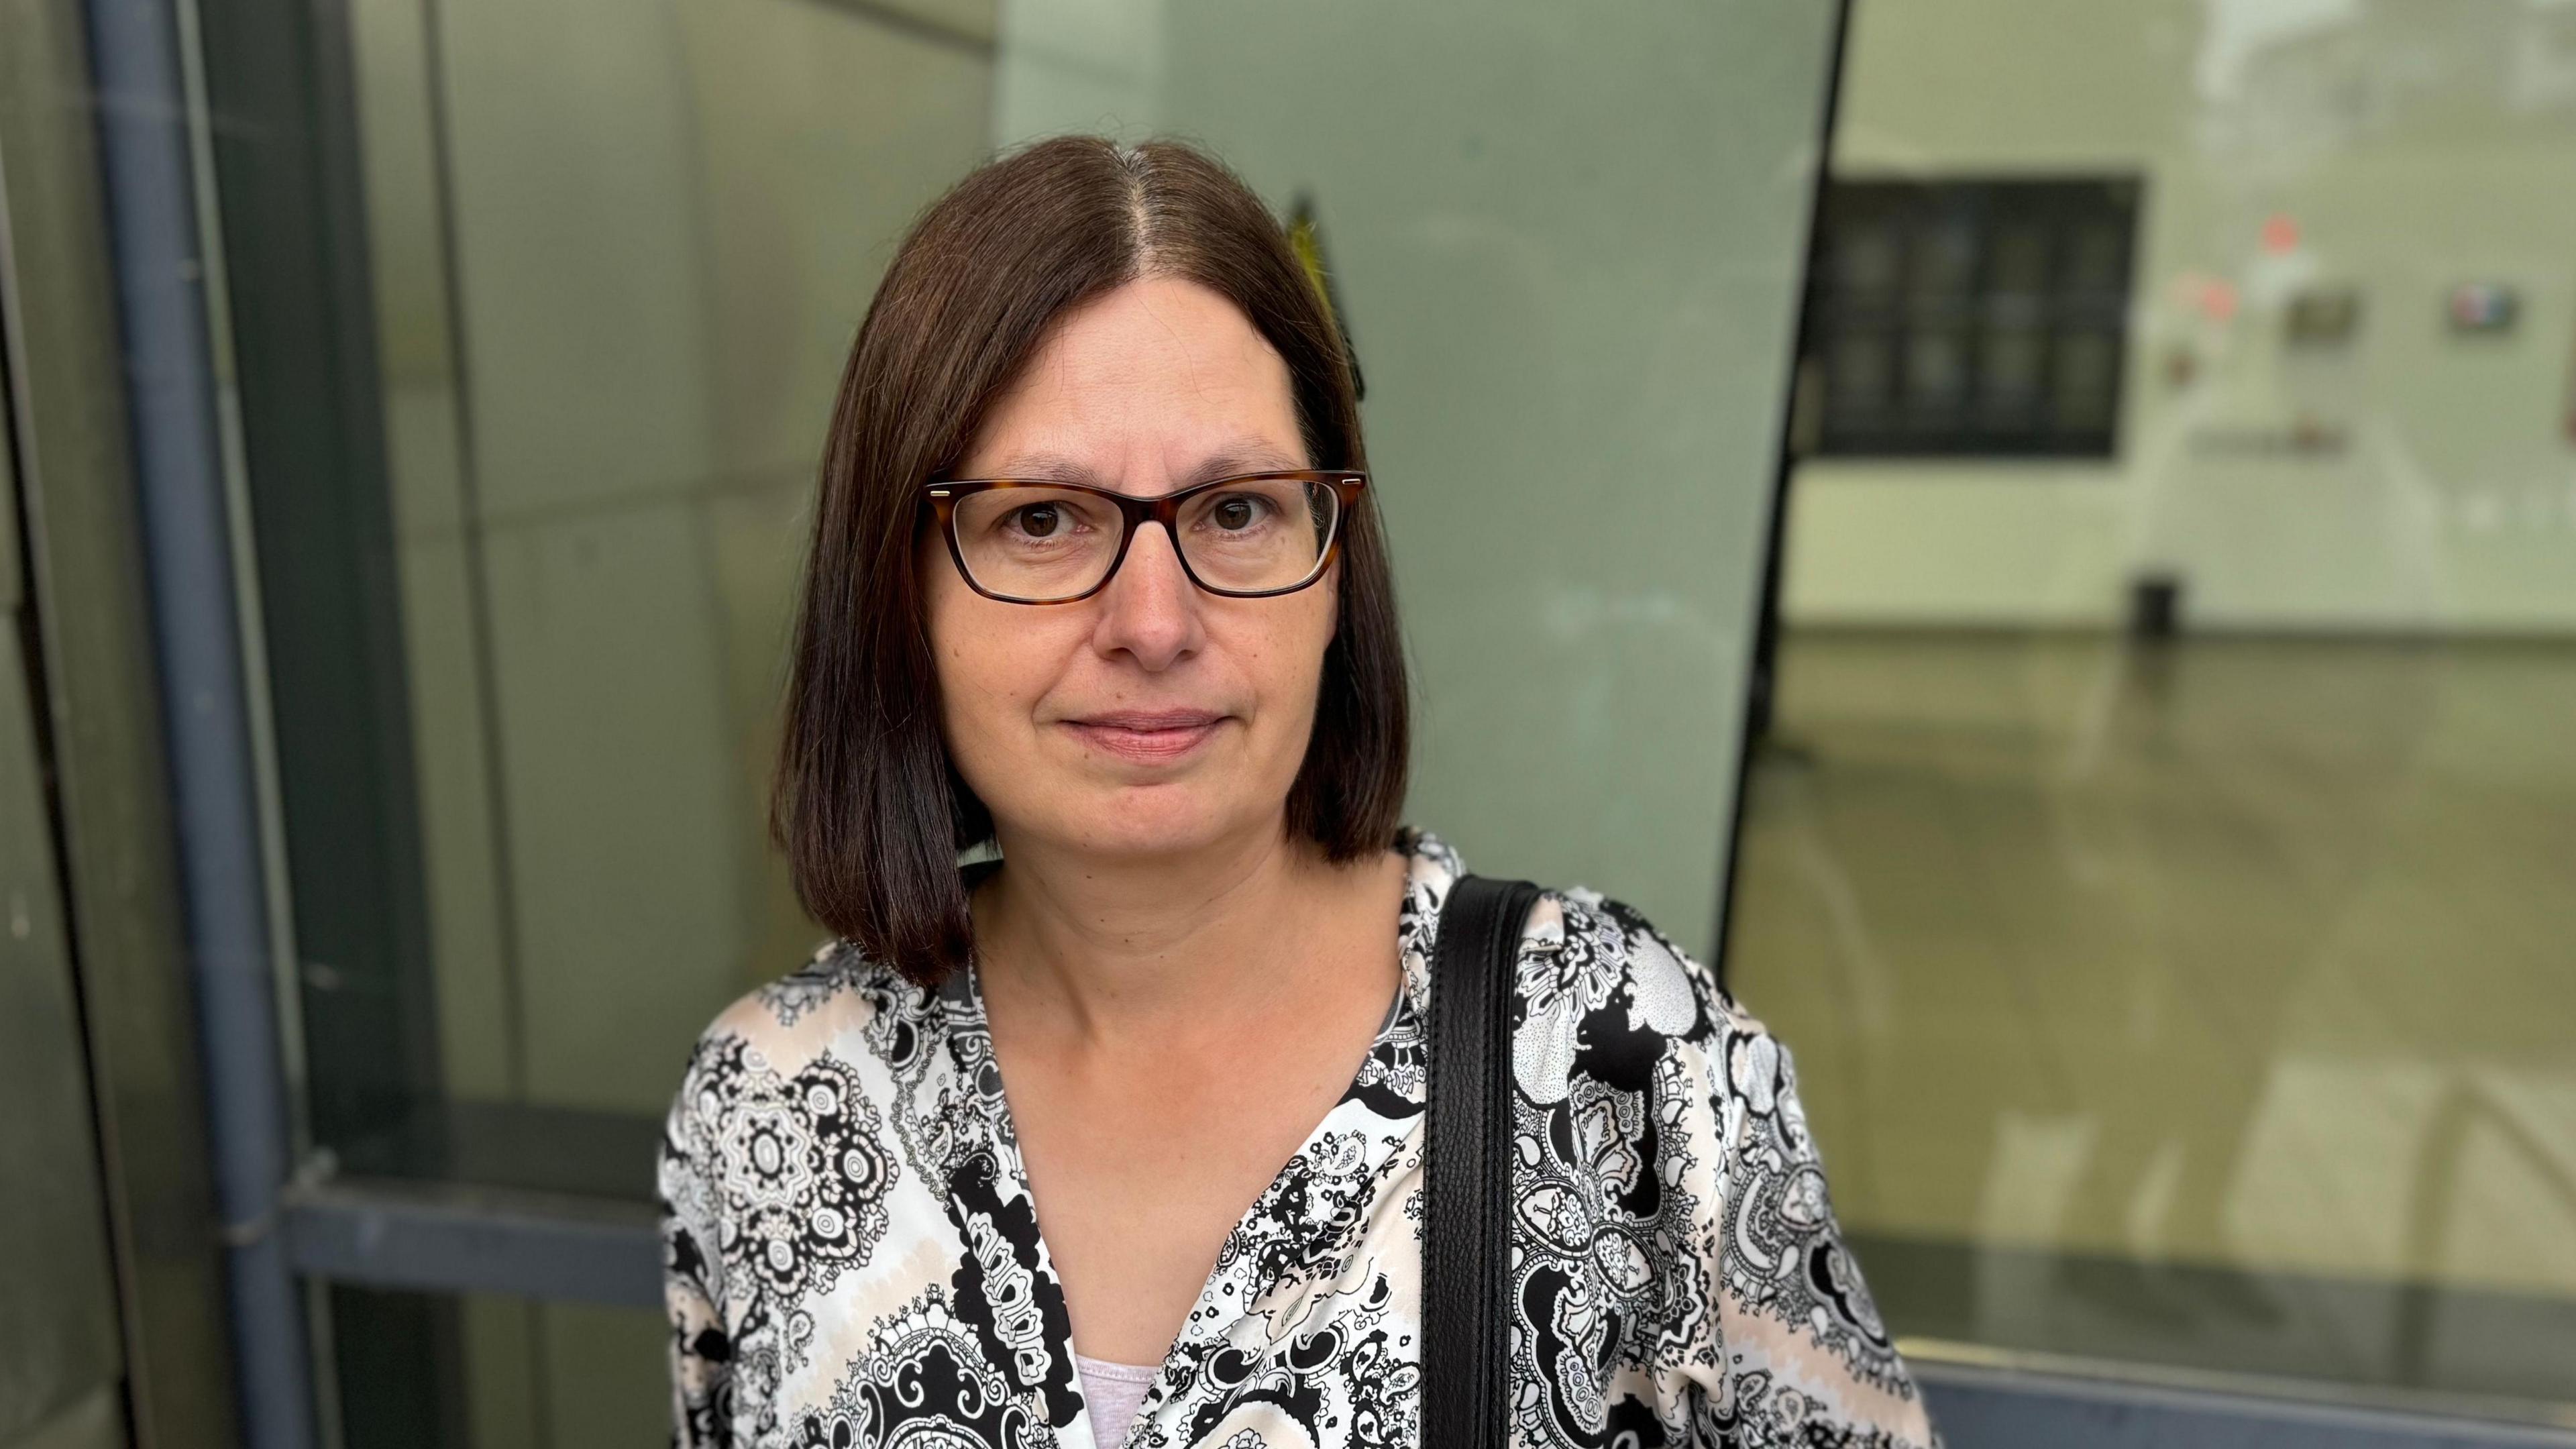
[920,470,1370,604]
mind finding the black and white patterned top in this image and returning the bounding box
[658,830,1938,1448]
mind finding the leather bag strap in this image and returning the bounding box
[1423,873,1540,1449]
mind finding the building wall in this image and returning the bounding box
[1785,0,2576,635]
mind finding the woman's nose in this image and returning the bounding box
[1091,521,1204,670]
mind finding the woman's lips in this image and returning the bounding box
[1061,709,1226,764]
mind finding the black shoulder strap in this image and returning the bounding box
[1423,873,1540,1449]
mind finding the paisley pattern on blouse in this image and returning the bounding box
[659,830,1938,1448]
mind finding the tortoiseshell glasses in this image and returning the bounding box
[922,470,1368,604]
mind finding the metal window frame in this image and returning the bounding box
[279,1179,660,1311]
[1911,1348,2576,1449]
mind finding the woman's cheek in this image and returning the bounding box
[949,650,1022,753]
[959,626,1067,761]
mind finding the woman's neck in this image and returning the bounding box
[969,822,1381,1049]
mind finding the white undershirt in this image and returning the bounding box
[1074,1352,1158,1446]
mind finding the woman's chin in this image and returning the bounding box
[1039,787,1280,861]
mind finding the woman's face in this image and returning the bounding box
[924,274,1336,862]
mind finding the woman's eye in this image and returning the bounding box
[1010,504,1063,538]
[1210,495,1268,531]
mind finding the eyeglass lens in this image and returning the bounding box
[951,479,1339,600]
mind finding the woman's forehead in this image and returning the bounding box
[1004,282,1289,407]
[961,280,1306,484]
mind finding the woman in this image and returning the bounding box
[659,136,1935,1449]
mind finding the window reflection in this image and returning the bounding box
[1750,0,2576,1419]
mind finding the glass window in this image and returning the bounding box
[262,0,1004,1202]
[1749,0,2576,1422]
[322,1287,663,1448]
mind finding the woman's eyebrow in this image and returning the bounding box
[1183,443,1307,484]
[979,451,1099,484]
[981,443,1308,487]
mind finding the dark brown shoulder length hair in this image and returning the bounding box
[771,136,1409,984]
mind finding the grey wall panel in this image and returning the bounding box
[0,0,240,1438]
[7,1389,126,1449]
[0,483,127,1449]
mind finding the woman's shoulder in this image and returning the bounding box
[1401,828,1786,1106]
[669,938,936,1109]
[1519,881,1782,1089]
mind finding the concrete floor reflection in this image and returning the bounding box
[1727,632,2576,1350]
